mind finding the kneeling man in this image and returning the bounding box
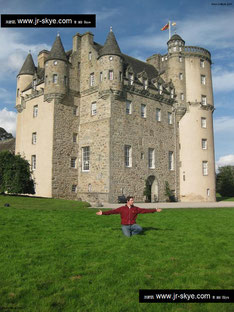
[96,196,162,237]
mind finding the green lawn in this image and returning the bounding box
[0,195,233,312]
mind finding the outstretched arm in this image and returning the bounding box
[96,209,103,215]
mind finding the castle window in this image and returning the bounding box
[73,106,78,116]
[207,188,210,196]
[169,151,174,170]
[141,152,144,160]
[82,147,90,171]
[159,84,163,94]
[119,71,122,82]
[143,78,148,90]
[168,112,173,125]
[109,70,114,80]
[124,145,132,167]
[202,139,207,149]
[201,75,206,85]
[71,157,77,168]
[73,133,78,143]
[202,161,208,176]
[53,74,58,84]
[179,73,183,80]
[17,88,20,97]
[173,47,177,52]
[200,59,205,68]
[72,184,77,193]
[91,102,97,116]
[31,155,36,171]
[180,93,184,101]
[32,132,37,145]
[78,62,80,70]
[148,148,155,169]
[156,108,161,121]
[201,117,207,128]
[32,79,37,90]
[90,73,94,86]
[162,57,164,62]
[64,76,68,86]
[88,52,92,60]
[45,75,48,85]
[201,95,207,105]
[170,88,174,99]
[179,56,182,63]
[33,105,38,118]
[126,100,132,115]
[141,104,146,118]
[129,73,134,85]
[53,61,58,65]
[100,72,103,82]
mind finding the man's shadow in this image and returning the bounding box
[140,227,174,235]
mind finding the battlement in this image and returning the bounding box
[184,46,211,61]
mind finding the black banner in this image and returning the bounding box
[1,14,96,28]
[139,289,234,303]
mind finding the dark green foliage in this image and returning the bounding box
[0,151,35,194]
[164,181,176,202]
[216,166,234,197]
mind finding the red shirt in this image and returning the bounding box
[102,205,157,225]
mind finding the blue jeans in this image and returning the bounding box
[121,224,143,237]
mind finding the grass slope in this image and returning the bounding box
[0,195,233,312]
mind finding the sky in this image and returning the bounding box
[0,0,234,169]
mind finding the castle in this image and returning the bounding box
[15,28,216,203]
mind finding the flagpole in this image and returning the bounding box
[169,20,171,40]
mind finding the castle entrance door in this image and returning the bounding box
[146,175,159,202]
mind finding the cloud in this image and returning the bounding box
[0,87,15,105]
[213,70,234,93]
[120,10,234,54]
[0,108,17,136]
[216,154,234,169]
[214,116,234,133]
[0,29,50,81]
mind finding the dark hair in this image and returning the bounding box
[126,196,134,202]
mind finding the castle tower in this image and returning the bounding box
[166,34,186,108]
[98,27,123,93]
[44,34,68,100]
[16,53,36,107]
[166,35,215,202]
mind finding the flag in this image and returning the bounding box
[161,23,169,31]
[171,22,176,26]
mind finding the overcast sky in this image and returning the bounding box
[0,0,234,168]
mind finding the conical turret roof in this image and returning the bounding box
[99,28,121,57]
[18,53,36,75]
[47,34,68,62]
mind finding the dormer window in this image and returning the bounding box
[129,73,134,85]
[159,84,163,95]
[143,78,148,90]
[170,89,174,99]
[32,79,37,90]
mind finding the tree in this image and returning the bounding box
[0,151,35,195]
[216,166,234,197]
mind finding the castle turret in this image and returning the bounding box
[166,34,186,107]
[44,34,68,99]
[16,53,36,106]
[98,28,123,92]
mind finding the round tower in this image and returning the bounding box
[179,43,215,201]
[44,34,68,99]
[98,28,123,93]
[16,53,36,106]
[166,34,186,107]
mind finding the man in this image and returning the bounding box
[96,196,162,237]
